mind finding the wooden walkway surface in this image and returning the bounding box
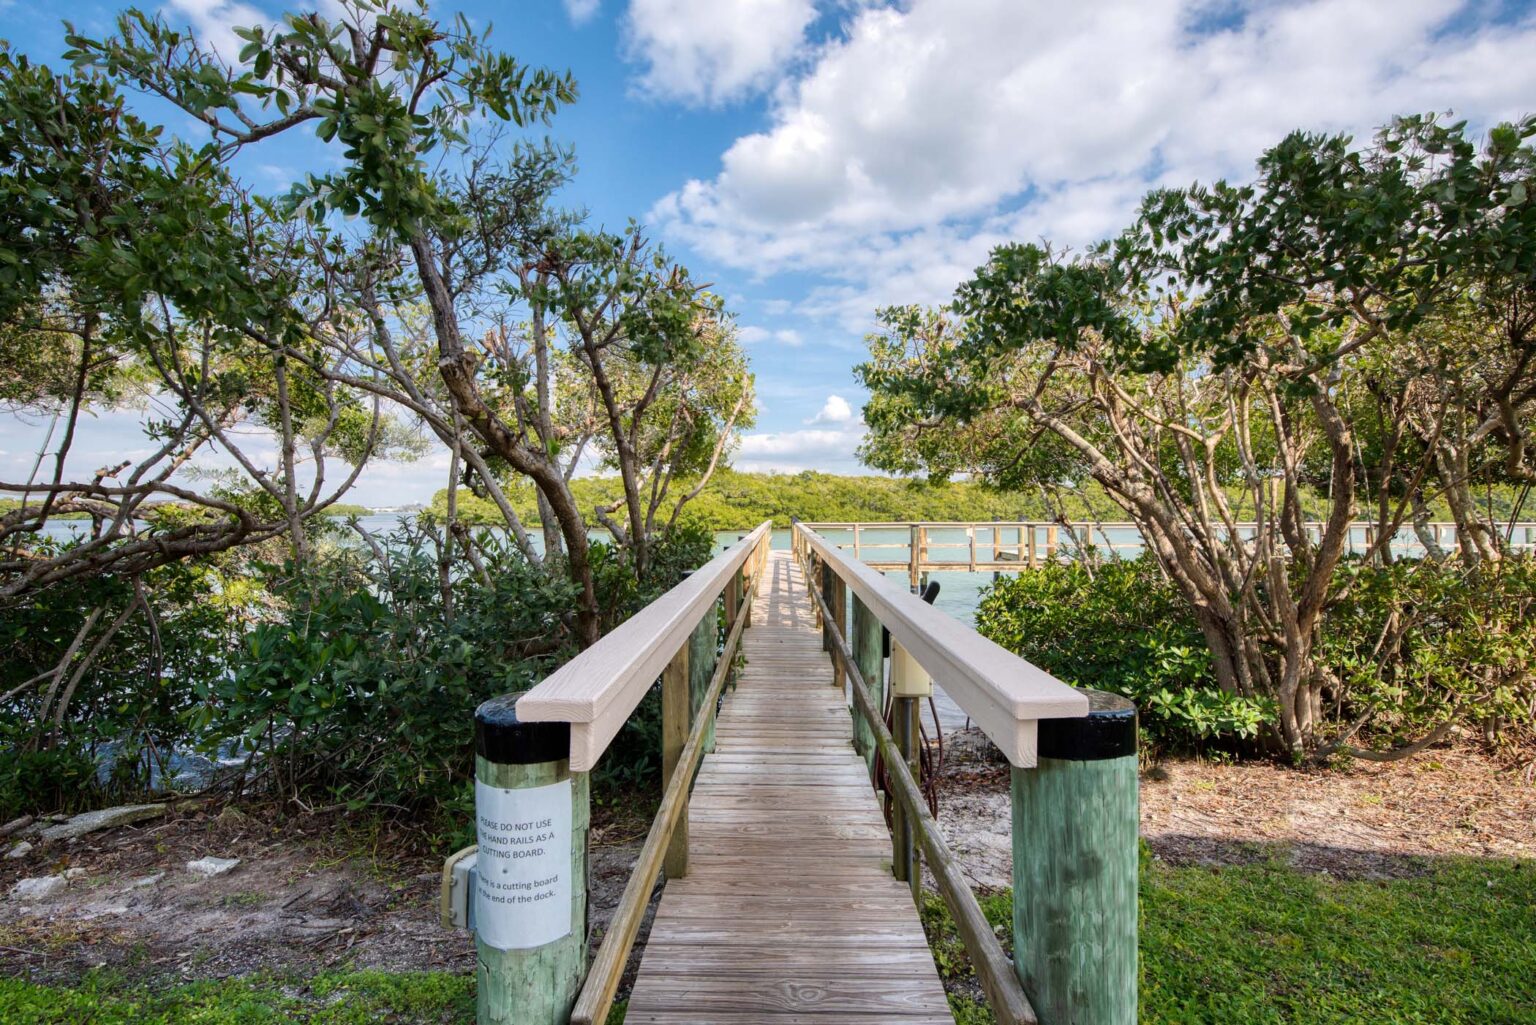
[624,550,954,1024]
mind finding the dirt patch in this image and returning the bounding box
[0,801,649,988]
[8,741,1532,990]
[933,728,1536,889]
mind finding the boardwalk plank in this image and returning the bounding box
[625,550,953,1024]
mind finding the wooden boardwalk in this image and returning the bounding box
[624,550,954,1024]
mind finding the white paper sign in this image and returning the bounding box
[474,777,572,951]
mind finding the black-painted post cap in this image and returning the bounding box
[475,693,571,765]
[1037,689,1138,761]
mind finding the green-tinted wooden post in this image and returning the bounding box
[662,645,691,879]
[850,595,883,773]
[820,560,837,656]
[829,574,846,692]
[473,695,590,1025]
[689,598,719,754]
[1011,690,1138,1025]
[895,696,921,902]
[724,570,741,691]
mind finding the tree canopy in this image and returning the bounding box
[860,115,1536,759]
[2,0,754,646]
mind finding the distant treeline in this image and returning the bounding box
[429,469,1125,530]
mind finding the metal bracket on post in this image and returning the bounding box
[441,845,478,931]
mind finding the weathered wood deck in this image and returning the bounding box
[623,549,954,1024]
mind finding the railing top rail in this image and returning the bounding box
[802,518,1536,529]
[795,522,1087,767]
[517,520,772,772]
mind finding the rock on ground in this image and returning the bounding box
[185,856,240,877]
[10,875,67,901]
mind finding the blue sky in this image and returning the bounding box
[4,0,1536,505]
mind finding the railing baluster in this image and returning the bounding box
[850,594,883,774]
[662,645,691,879]
[889,641,928,899]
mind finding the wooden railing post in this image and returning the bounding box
[889,641,928,901]
[1044,525,1058,563]
[1012,690,1139,1025]
[820,559,836,653]
[472,694,589,1025]
[690,598,720,754]
[908,524,921,591]
[724,567,741,676]
[850,594,883,773]
[662,645,691,879]
[830,572,847,692]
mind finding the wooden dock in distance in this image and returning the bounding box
[622,550,954,1024]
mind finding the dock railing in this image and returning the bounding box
[802,519,1536,589]
[453,521,771,1025]
[452,517,1140,1025]
[793,519,1140,1025]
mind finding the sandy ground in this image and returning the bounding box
[934,729,1536,890]
[0,801,651,988]
[3,737,1532,989]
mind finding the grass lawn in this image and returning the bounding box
[0,970,472,1024]
[924,850,1536,1025]
[5,853,1531,1024]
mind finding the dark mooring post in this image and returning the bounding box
[1011,690,1138,1025]
[473,695,590,1025]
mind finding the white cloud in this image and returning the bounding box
[655,0,1536,326]
[734,421,867,473]
[806,394,853,425]
[739,325,805,347]
[161,0,268,62]
[565,0,601,25]
[623,0,818,105]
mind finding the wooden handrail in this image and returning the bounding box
[797,523,1086,767]
[800,552,1038,1025]
[517,521,773,771]
[568,532,769,1025]
[801,518,1536,536]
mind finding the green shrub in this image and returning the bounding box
[976,559,1271,752]
[0,742,98,821]
[199,523,579,824]
[201,520,715,828]
[1320,556,1536,754]
[0,558,240,814]
[978,554,1536,757]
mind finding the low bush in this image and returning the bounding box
[0,741,98,822]
[977,554,1536,758]
[976,559,1270,752]
[1321,555,1536,756]
[0,558,242,813]
[199,520,715,832]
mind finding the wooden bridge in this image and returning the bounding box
[800,519,1536,589]
[625,550,951,1023]
[458,523,1137,1025]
